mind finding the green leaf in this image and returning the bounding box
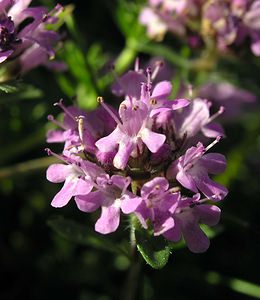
[0,82,19,93]
[135,229,171,269]
[47,216,129,257]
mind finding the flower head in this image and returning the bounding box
[45,59,228,255]
[140,0,260,56]
[0,1,64,75]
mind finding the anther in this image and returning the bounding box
[97,96,104,104]
[76,115,85,144]
[120,103,127,110]
[150,98,157,105]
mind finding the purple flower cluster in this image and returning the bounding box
[140,0,260,56]
[46,60,228,253]
[0,0,63,74]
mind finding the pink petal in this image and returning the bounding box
[120,195,142,214]
[151,81,172,100]
[202,122,225,138]
[193,175,228,201]
[113,139,134,170]
[171,98,190,110]
[163,219,182,242]
[176,170,198,193]
[181,218,210,253]
[141,177,169,198]
[95,206,120,234]
[200,153,227,174]
[51,179,77,207]
[46,164,72,183]
[141,128,165,153]
[154,216,175,236]
[46,130,65,143]
[75,191,102,212]
[196,205,221,226]
[0,50,13,63]
[95,127,122,153]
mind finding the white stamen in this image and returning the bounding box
[76,115,85,144]
[134,57,140,72]
[188,84,193,98]
[205,136,222,152]
[146,67,152,92]
[151,60,164,80]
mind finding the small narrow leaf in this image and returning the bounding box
[135,229,171,269]
[0,82,19,93]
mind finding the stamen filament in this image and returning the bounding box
[54,99,76,121]
[151,60,163,80]
[45,148,70,164]
[205,136,222,152]
[47,115,67,130]
[207,106,225,123]
[97,96,122,125]
[134,57,140,72]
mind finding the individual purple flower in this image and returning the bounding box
[76,175,142,234]
[163,193,221,253]
[95,97,166,170]
[0,1,63,74]
[167,138,228,200]
[172,98,225,141]
[135,177,180,236]
[46,151,105,208]
[47,99,117,159]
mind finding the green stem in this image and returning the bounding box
[0,156,59,178]
[120,182,142,300]
[114,40,138,74]
[121,258,141,300]
[131,40,189,69]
